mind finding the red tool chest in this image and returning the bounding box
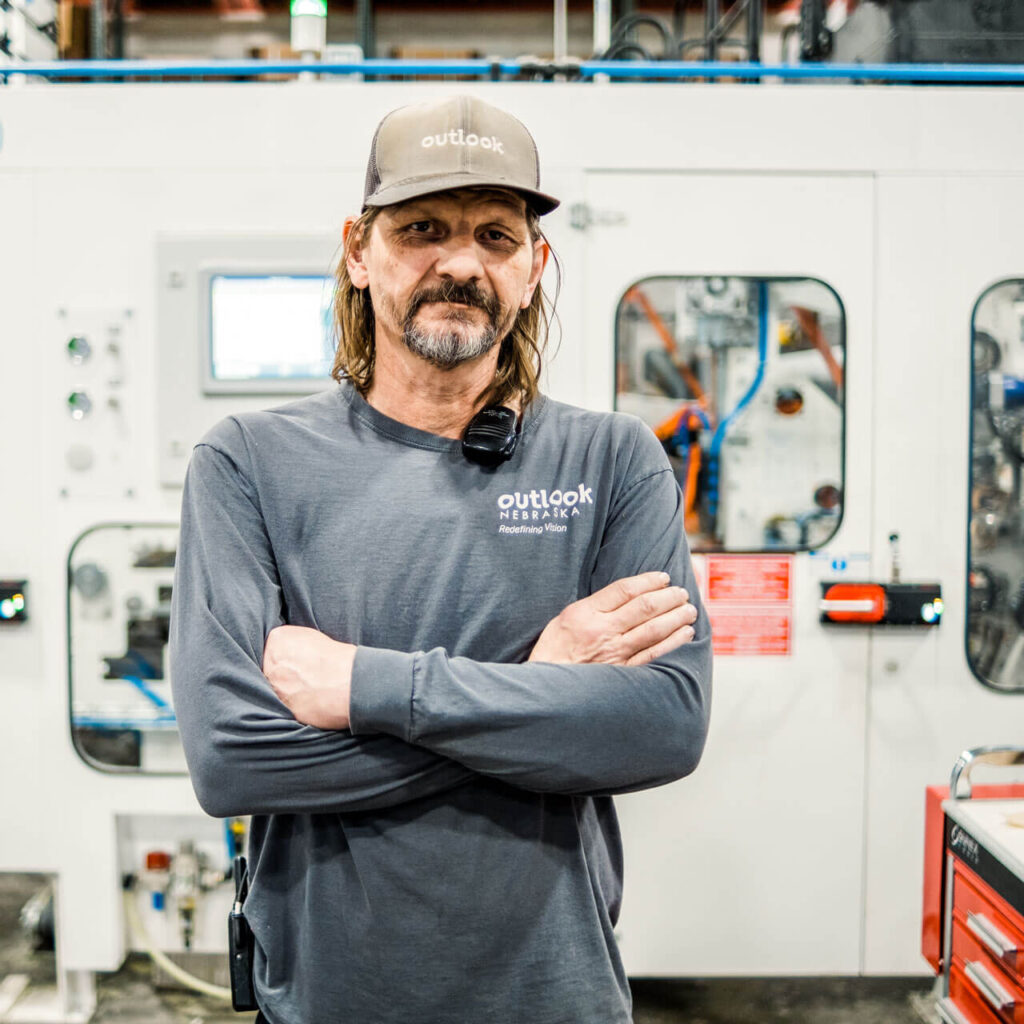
[923,748,1024,1024]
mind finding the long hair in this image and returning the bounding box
[331,205,559,408]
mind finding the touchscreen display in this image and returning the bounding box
[209,275,335,382]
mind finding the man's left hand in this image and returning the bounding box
[263,625,355,730]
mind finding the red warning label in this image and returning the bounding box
[706,556,792,603]
[707,611,792,656]
[695,555,793,657]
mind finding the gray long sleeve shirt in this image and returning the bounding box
[169,381,712,1024]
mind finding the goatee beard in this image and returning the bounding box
[402,321,499,369]
[400,280,504,369]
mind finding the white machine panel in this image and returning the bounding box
[156,234,339,486]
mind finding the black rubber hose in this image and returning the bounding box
[598,13,674,59]
[603,42,657,62]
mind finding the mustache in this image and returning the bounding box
[404,281,501,324]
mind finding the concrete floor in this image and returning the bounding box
[631,978,936,1024]
[2,874,937,1023]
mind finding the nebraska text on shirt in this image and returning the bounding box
[496,484,594,521]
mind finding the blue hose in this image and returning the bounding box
[120,674,175,717]
[225,819,237,864]
[670,405,711,450]
[707,281,768,517]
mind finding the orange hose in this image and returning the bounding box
[652,406,704,531]
[654,406,686,442]
[684,440,702,535]
[791,305,844,391]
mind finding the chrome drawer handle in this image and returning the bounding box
[965,960,1015,1012]
[967,912,1020,962]
[937,998,972,1024]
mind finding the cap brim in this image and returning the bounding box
[364,172,560,215]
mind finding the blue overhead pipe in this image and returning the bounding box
[5,58,1024,84]
[707,280,769,518]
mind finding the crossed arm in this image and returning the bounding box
[264,572,698,731]
[169,439,712,818]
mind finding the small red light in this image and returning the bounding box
[145,851,172,872]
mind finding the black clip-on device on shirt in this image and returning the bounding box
[229,855,258,1011]
[462,405,519,466]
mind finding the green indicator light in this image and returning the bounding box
[291,0,327,15]
[12,594,24,611]
[67,391,92,419]
[67,336,92,362]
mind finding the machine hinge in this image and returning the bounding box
[568,202,627,231]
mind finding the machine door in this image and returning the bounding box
[863,174,1024,973]
[576,171,876,975]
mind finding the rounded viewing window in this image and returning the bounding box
[968,280,1024,693]
[68,523,186,773]
[614,276,845,552]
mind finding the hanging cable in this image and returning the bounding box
[122,886,233,1002]
[707,280,769,520]
[598,13,674,60]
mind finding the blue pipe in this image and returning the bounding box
[73,715,178,730]
[5,58,1024,84]
[589,60,1024,82]
[120,673,174,714]
[707,280,769,517]
[225,819,237,863]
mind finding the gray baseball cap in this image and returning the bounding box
[362,95,560,215]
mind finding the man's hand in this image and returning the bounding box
[529,572,697,667]
[263,625,356,730]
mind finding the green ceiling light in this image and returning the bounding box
[291,0,327,57]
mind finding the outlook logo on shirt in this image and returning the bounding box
[496,483,594,536]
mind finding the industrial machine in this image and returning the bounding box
[823,0,1024,66]
[1,80,1024,1019]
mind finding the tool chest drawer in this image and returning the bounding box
[953,916,1024,1024]
[955,863,1024,983]
[949,968,1008,1024]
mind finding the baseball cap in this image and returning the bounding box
[363,95,560,215]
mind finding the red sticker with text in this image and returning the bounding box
[707,611,792,656]
[706,556,791,603]
[697,555,793,656]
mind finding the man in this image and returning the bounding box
[170,95,711,1024]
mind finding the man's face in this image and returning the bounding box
[348,189,547,370]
